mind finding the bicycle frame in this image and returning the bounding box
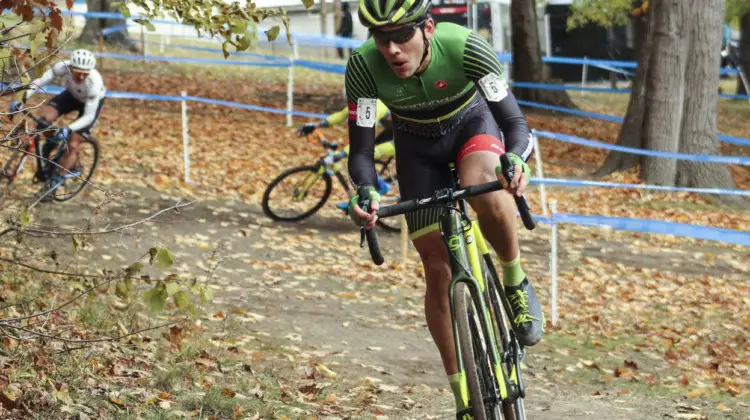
[294,130,354,201]
[438,165,523,410]
[296,130,396,204]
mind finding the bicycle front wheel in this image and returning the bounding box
[484,261,525,420]
[53,135,100,202]
[454,282,502,420]
[262,165,332,222]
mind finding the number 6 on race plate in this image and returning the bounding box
[478,73,508,102]
[357,98,377,127]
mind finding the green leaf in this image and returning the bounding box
[125,277,133,292]
[166,282,180,297]
[115,280,129,299]
[149,247,174,269]
[221,41,230,59]
[19,209,32,229]
[199,285,214,302]
[301,0,314,9]
[118,3,131,18]
[173,291,189,310]
[265,26,280,42]
[237,35,251,51]
[230,21,247,34]
[133,18,156,32]
[143,288,167,312]
[125,262,144,278]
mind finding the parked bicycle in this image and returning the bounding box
[1,106,100,204]
[360,153,536,420]
[262,129,401,232]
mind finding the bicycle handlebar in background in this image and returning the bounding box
[361,153,536,266]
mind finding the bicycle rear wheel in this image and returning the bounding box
[0,141,32,200]
[454,282,502,420]
[262,165,333,222]
[53,135,100,202]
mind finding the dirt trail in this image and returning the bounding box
[26,186,748,419]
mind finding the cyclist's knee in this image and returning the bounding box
[413,232,451,281]
[67,132,83,148]
[40,105,58,123]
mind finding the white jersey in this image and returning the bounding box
[26,60,107,132]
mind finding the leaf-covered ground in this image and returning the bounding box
[0,59,748,419]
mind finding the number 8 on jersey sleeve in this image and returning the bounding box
[357,98,378,127]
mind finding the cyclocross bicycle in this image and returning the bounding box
[262,128,401,232]
[1,106,100,203]
[360,153,536,420]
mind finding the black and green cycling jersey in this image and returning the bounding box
[345,22,532,188]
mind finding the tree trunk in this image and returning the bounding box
[78,0,139,52]
[641,0,688,186]
[596,4,655,176]
[677,0,743,204]
[737,13,750,96]
[510,0,577,108]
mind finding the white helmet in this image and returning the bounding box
[70,49,96,71]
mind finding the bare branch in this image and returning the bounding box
[13,200,197,236]
[0,256,105,278]
[0,251,150,322]
[1,317,189,344]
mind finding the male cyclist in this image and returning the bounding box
[297,93,395,212]
[9,49,105,197]
[343,0,544,417]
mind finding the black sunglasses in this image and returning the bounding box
[370,21,426,44]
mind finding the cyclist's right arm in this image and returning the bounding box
[344,53,379,189]
[25,61,67,99]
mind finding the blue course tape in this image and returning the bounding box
[511,82,630,94]
[30,85,329,118]
[184,95,328,118]
[517,100,625,123]
[95,51,289,68]
[720,93,750,100]
[295,59,346,74]
[101,24,128,36]
[530,177,750,197]
[135,39,289,62]
[534,130,750,165]
[547,213,750,247]
[520,101,750,147]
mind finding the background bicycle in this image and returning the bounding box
[262,129,402,232]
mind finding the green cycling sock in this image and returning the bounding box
[448,372,469,412]
[501,255,526,287]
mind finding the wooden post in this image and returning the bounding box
[320,0,328,59]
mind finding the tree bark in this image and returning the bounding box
[677,0,743,204]
[78,0,139,52]
[737,13,750,96]
[596,11,655,176]
[641,0,688,186]
[510,0,577,108]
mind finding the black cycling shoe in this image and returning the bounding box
[505,277,545,347]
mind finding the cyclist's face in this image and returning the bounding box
[372,18,434,79]
[71,70,89,83]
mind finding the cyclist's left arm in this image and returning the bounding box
[463,32,533,162]
[67,74,105,133]
[67,94,100,132]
